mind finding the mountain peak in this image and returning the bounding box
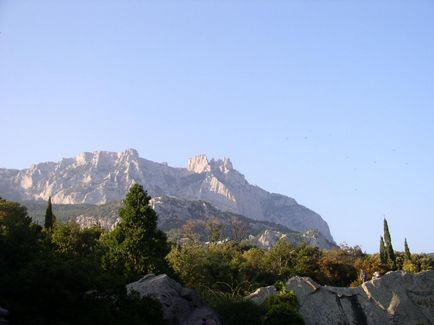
[123,148,139,158]
[211,157,233,173]
[187,155,211,173]
[187,155,234,174]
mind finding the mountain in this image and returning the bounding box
[22,196,336,249]
[0,149,334,242]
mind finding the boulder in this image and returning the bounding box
[285,271,434,325]
[126,274,220,325]
[0,306,8,325]
[245,285,277,305]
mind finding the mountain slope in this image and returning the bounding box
[0,149,334,242]
[23,197,336,250]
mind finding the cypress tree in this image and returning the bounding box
[383,218,396,270]
[44,196,56,230]
[404,238,411,261]
[379,236,387,265]
[101,184,170,280]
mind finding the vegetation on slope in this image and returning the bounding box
[1,186,432,324]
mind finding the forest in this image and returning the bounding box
[1,184,432,324]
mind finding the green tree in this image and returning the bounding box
[204,217,222,243]
[101,184,170,280]
[404,238,411,261]
[44,196,56,230]
[383,218,396,270]
[379,236,387,265]
[51,221,103,257]
[0,198,41,271]
[319,248,358,286]
[402,238,416,273]
[263,239,295,279]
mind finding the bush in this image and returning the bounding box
[261,289,304,325]
[211,295,264,325]
[263,303,304,325]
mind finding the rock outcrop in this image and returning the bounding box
[245,285,278,305]
[0,149,334,242]
[126,274,220,325]
[247,271,434,325]
[250,228,336,250]
[0,306,8,325]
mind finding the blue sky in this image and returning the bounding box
[1,1,433,253]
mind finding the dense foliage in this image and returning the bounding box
[0,196,165,325]
[1,191,432,324]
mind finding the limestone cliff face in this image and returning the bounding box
[0,149,334,242]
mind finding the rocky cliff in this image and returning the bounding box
[247,271,434,325]
[0,149,334,242]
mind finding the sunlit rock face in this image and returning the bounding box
[287,271,434,325]
[246,271,434,325]
[0,149,334,242]
[251,229,336,250]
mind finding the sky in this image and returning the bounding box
[1,0,433,253]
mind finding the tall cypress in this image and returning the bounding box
[404,238,411,261]
[379,236,387,265]
[383,218,396,270]
[44,196,56,230]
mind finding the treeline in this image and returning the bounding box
[1,186,433,324]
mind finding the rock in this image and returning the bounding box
[284,271,434,325]
[0,149,335,242]
[187,155,212,174]
[0,306,8,325]
[245,285,277,305]
[250,229,336,250]
[126,274,221,325]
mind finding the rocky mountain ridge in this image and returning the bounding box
[0,149,334,242]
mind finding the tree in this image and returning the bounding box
[404,238,411,261]
[204,217,222,243]
[383,218,396,270]
[402,238,416,273]
[319,248,358,286]
[101,184,170,280]
[181,219,200,243]
[51,221,103,257]
[0,198,41,271]
[229,216,247,242]
[379,236,387,265]
[44,196,56,230]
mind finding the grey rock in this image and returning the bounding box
[245,285,277,305]
[0,306,8,325]
[284,271,434,325]
[250,229,336,250]
[0,149,334,242]
[126,274,220,325]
